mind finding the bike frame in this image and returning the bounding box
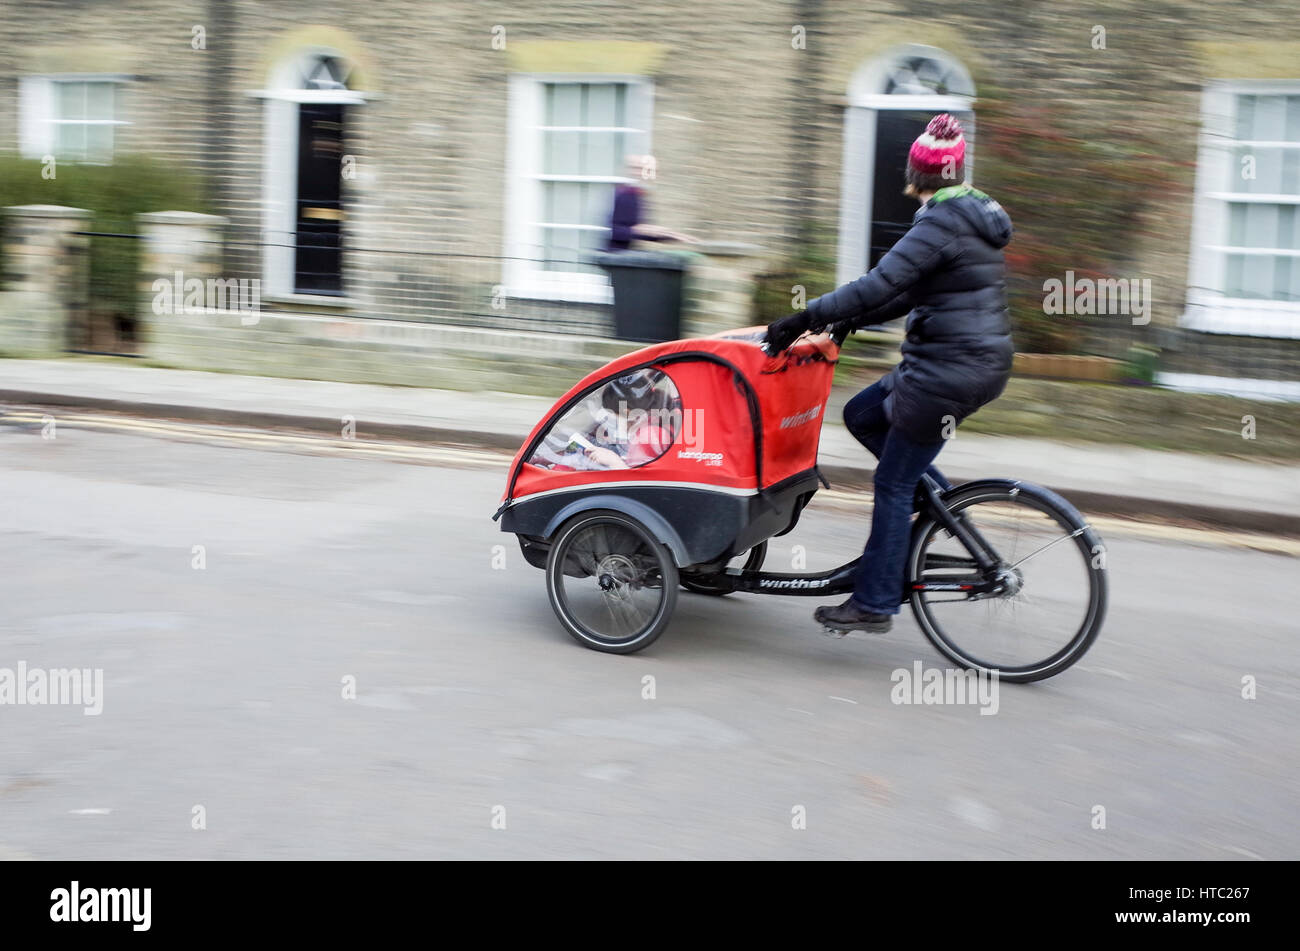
[719,474,1007,602]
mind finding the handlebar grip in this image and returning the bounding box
[830,322,852,346]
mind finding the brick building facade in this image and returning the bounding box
[2,1,1299,390]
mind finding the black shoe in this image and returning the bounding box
[814,599,893,636]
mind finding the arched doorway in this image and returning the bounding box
[836,45,975,285]
[261,47,367,297]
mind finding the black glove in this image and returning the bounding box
[763,311,812,353]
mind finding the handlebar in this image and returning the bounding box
[761,322,853,357]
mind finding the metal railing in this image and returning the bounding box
[222,234,617,337]
[44,228,1300,395]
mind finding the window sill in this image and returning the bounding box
[264,293,355,309]
[1180,299,1300,338]
[506,281,613,305]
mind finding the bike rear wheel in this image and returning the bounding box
[907,482,1106,683]
[545,510,678,654]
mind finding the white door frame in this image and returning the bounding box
[253,51,370,298]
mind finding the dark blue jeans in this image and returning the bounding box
[842,381,952,614]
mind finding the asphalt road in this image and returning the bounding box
[0,414,1296,859]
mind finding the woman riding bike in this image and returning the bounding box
[763,113,1014,635]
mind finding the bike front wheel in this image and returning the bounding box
[907,482,1107,683]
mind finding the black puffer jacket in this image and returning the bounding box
[806,186,1015,443]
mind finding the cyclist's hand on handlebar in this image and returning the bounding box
[762,311,811,354]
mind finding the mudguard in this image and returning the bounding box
[541,494,694,568]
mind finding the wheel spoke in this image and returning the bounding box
[1008,526,1088,570]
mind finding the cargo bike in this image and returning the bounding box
[493,328,1106,683]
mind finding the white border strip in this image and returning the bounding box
[510,479,759,506]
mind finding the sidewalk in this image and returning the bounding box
[4,357,1299,535]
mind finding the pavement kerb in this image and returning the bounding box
[815,464,1300,537]
[0,388,524,451]
[3,387,1297,537]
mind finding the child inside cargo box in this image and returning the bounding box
[529,369,681,471]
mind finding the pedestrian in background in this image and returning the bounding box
[607,154,697,250]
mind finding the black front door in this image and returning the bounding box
[868,109,973,269]
[295,103,345,295]
[868,110,935,269]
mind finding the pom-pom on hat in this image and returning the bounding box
[906,113,966,193]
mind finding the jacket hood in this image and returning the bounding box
[927,185,1013,249]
